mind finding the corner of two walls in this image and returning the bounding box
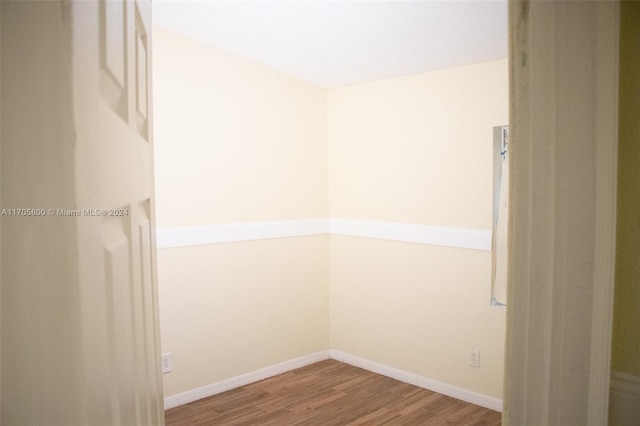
[153,27,329,397]
[153,25,507,402]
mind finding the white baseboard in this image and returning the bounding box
[163,350,331,409]
[330,350,502,412]
[609,370,640,425]
[164,349,502,413]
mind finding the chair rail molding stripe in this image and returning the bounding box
[330,219,491,251]
[163,350,331,410]
[329,350,502,413]
[157,219,491,251]
[156,219,330,248]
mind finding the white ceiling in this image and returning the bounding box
[153,0,508,88]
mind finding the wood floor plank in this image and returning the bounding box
[165,360,501,425]
[286,389,347,414]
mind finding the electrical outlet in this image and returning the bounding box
[162,352,172,374]
[469,348,480,368]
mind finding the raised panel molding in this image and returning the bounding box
[99,0,128,120]
[102,215,133,422]
[134,7,148,140]
[156,219,491,251]
[103,0,126,86]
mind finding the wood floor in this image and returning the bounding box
[165,359,501,425]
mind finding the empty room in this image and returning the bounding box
[1,1,631,425]
[153,1,507,423]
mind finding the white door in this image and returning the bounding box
[72,0,163,424]
[1,0,162,423]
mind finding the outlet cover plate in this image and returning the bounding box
[469,348,480,368]
[162,352,173,374]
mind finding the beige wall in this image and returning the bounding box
[153,27,330,397]
[154,25,507,401]
[153,28,328,228]
[328,60,508,399]
[612,0,640,377]
[328,60,506,228]
[158,237,329,396]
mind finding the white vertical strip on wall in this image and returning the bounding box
[157,219,491,251]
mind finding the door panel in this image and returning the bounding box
[73,0,163,424]
[104,0,126,86]
[103,215,132,423]
[0,1,161,423]
[100,0,128,120]
[134,12,149,140]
